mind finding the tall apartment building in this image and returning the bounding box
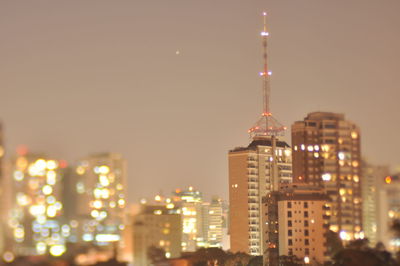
[172,187,204,252]
[377,174,400,252]
[201,197,224,248]
[0,123,3,181]
[70,153,127,257]
[361,161,389,247]
[292,112,363,240]
[0,123,5,254]
[263,185,329,265]
[229,138,292,255]
[133,204,182,265]
[7,151,69,256]
[228,12,292,255]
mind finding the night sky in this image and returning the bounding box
[1,0,399,202]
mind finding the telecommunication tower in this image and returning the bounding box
[248,12,286,138]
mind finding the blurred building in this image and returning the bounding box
[0,123,5,255]
[292,112,363,241]
[228,138,292,255]
[7,151,69,257]
[200,197,224,248]
[378,174,400,252]
[172,187,204,252]
[361,161,389,247]
[263,184,329,265]
[133,204,182,265]
[142,188,226,255]
[70,153,127,258]
[0,123,3,181]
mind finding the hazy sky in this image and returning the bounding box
[1,1,399,202]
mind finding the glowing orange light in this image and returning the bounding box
[59,160,68,168]
[16,145,28,156]
[385,176,392,184]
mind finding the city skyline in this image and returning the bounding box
[1,0,400,202]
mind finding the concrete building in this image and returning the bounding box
[71,153,127,258]
[263,185,329,265]
[133,204,182,266]
[200,197,224,248]
[0,123,6,255]
[172,187,204,252]
[229,138,292,255]
[361,161,389,247]
[292,112,363,241]
[377,174,400,252]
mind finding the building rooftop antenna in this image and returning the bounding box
[248,12,286,138]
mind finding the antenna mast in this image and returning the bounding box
[248,12,286,138]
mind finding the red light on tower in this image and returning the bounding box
[385,176,392,184]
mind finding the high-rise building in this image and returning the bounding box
[146,188,226,253]
[71,153,127,257]
[229,140,292,255]
[228,12,292,255]
[133,204,181,265]
[172,187,204,251]
[200,197,224,248]
[361,161,389,247]
[7,151,69,257]
[263,184,329,265]
[292,112,363,241]
[377,174,400,252]
[0,123,5,255]
[0,123,4,181]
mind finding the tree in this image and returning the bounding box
[279,255,302,266]
[390,219,400,264]
[346,238,369,250]
[191,248,228,266]
[332,239,398,266]
[326,230,344,257]
[247,256,263,266]
[147,245,166,265]
[224,252,252,266]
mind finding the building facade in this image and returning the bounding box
[200,197,224,248]
[292,112,363,241]
[361,161,389,247]
[71,153,127,256]
[133,204,182,265]
[377,174,400,252]
[263,185,329,265]
[229,138,292,255]
[172,187,204,252]
[8,152,69,256]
